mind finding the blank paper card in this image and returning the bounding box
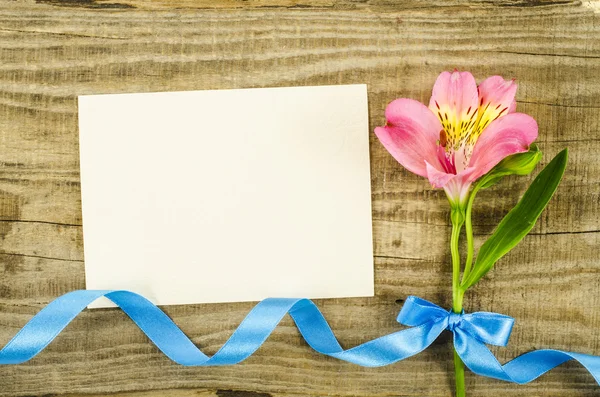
[78,84,374,308]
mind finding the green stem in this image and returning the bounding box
[462,188,478,282]
[450,214,463,312]
[453,350,466,397]
[450,209,466,397]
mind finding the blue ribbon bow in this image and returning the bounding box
[1,290,599,386]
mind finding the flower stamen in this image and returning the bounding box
[440,129,448,147]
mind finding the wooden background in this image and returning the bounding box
[1,0,599,395]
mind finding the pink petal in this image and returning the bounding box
[478,76,518,117]
[375,98,443,178]
[468,112,538,182]
[436,145,456,174]
[426,162,478,204]
[508,99,517,114]
[443,167,478,205]
[425,161,454,188]
[428,70,479,122]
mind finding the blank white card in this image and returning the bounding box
[79,84,374,308]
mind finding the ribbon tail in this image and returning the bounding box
[502,350,600,385]
[454,328,514,382]
[455,329,600,385]
[289,299,447,367]
[0,290,446,368]
[0,290,306,366]
[0,290,112,364]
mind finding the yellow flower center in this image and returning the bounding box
[434,99,509,154]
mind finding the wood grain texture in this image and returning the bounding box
[1,0,600,395]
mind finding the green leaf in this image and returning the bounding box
[477,144,542,190]
[461,148,568,290]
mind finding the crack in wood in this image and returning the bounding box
[0,27,129,40]
[216,390,273,397]
[517,100,600,109]
[0,219,82,228]
[496,50,600,59]
[36,0,135,9]
[0,252,83,263]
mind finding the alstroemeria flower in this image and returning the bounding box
[375,71,538,206]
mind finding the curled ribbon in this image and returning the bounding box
[1,290,599,385]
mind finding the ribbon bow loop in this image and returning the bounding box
[396,296,448,326]
[460,312,515,347]
[397,296,514,347]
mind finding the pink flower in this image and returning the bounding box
[375,71,538,207]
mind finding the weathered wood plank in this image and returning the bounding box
[0,0,599,396]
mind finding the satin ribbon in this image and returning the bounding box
[1,290,599,385]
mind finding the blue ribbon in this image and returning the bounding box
[1,290,599,385]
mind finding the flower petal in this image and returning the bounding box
[425,161,454,188]
[375,98,443,178]
[478,75,518,115]
[468,112,538,182]
[508,98,517,114]
[429,71,479,116]
[426,163,477,205]
[466,76,519,146]
[428,71,479,149]
[442,167,478,205]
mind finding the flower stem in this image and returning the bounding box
[450,208,466,397]
[453,349,466,397]
[462,185,480,282]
